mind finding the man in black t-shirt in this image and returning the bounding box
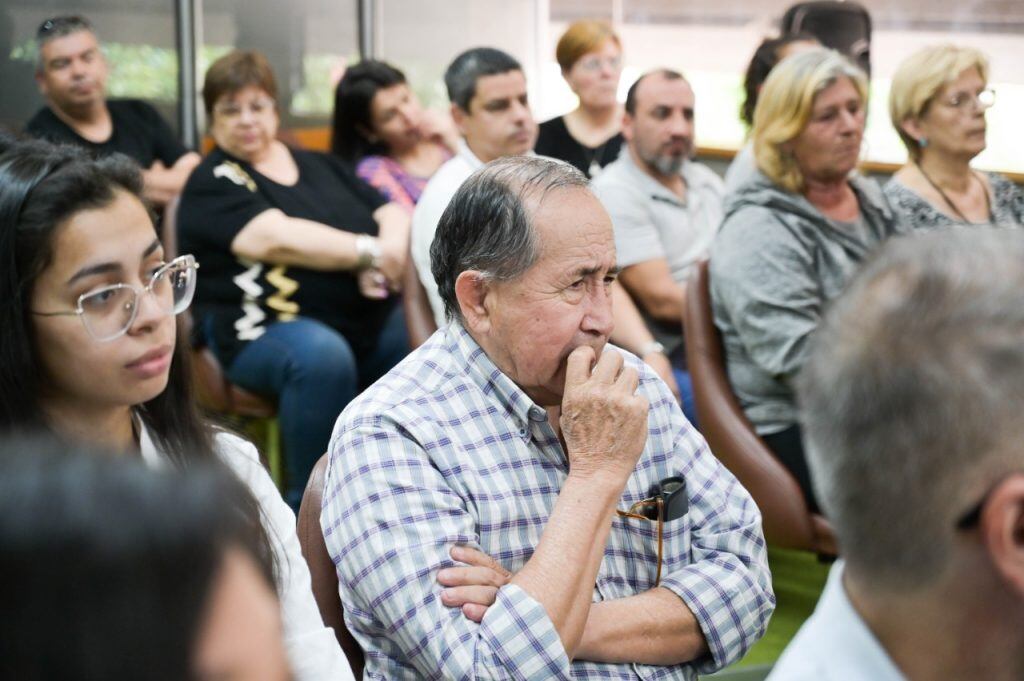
[25,15,199,207]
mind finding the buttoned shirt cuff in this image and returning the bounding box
[478,584,572,679]
[659,562,770,674]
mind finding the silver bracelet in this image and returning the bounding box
[355,234,382,270]
[638,340,666,358]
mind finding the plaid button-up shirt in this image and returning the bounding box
[322,324,774,680]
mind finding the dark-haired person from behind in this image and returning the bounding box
[0,435,290,681]
[332,59,455,210]
[178,50,411,512]
[724,33,818,194]
[24,15,199,207]
[0,138,354,680]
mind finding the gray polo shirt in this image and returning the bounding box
[592,150,725,353]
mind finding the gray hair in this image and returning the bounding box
[799,228,1024,591]
[430,156,588,323]
[444,47,522,112]
[35,15,95,73]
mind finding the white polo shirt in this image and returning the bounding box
[410,140,485,327]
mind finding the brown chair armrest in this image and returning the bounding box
[403,243,438,349]
[297,454,365,676]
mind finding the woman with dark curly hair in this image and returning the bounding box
[724,33,818,194]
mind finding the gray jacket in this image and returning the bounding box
[710,172,902,434]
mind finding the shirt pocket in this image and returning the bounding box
[604,511,692,594]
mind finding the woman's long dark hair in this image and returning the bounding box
[0,139,213,468]
[741,33,819,128]
[331,59,408,162]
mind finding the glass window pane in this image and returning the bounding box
[374,0,544,111]
[200,0,358,129]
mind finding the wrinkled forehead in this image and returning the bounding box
[528,185,615,260]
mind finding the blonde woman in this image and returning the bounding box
[535,20,624,178]
[710,49,903,512]
[885,45,1023,228]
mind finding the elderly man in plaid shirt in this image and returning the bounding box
[322,156,774,679]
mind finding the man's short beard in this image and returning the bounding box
[649,153,684,176]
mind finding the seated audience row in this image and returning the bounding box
[8,10,1024,679]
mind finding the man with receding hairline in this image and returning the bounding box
[324,155,772,679]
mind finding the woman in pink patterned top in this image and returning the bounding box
[332,61,455,209]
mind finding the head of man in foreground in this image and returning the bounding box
[786,228,1024,680]
[431,155,616,405]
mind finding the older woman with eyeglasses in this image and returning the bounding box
[710,49,904,513]
[885,45,1023,228]
[535,20,624,178]
[178,50,411,510]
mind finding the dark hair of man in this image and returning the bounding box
[799,228,1024,591]
[624,68,686,116]
[443,47,523,112]
[430,156,588,322]
[740,33,819,127]
[202,50,278,117]
[34,15,96,74]
[331,59,408,161]
[0,434,276,681]
[0,139,212,468]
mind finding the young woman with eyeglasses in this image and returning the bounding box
[0,138,354,681]
[885,45,1024,228]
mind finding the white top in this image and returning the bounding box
[410,140,484,327]
[139,424,355,681]
[768,561,906,681]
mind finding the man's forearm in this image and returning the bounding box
[510,472,623,657]
[574,587,709,665]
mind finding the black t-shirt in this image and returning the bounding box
[25,99,187,168]
[177,146,391,367]
[534,115,623,179]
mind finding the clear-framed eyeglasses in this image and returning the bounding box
[33,254,199,342]
[941,88,996,112]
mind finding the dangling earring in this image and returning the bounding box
[918,137,929,149]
